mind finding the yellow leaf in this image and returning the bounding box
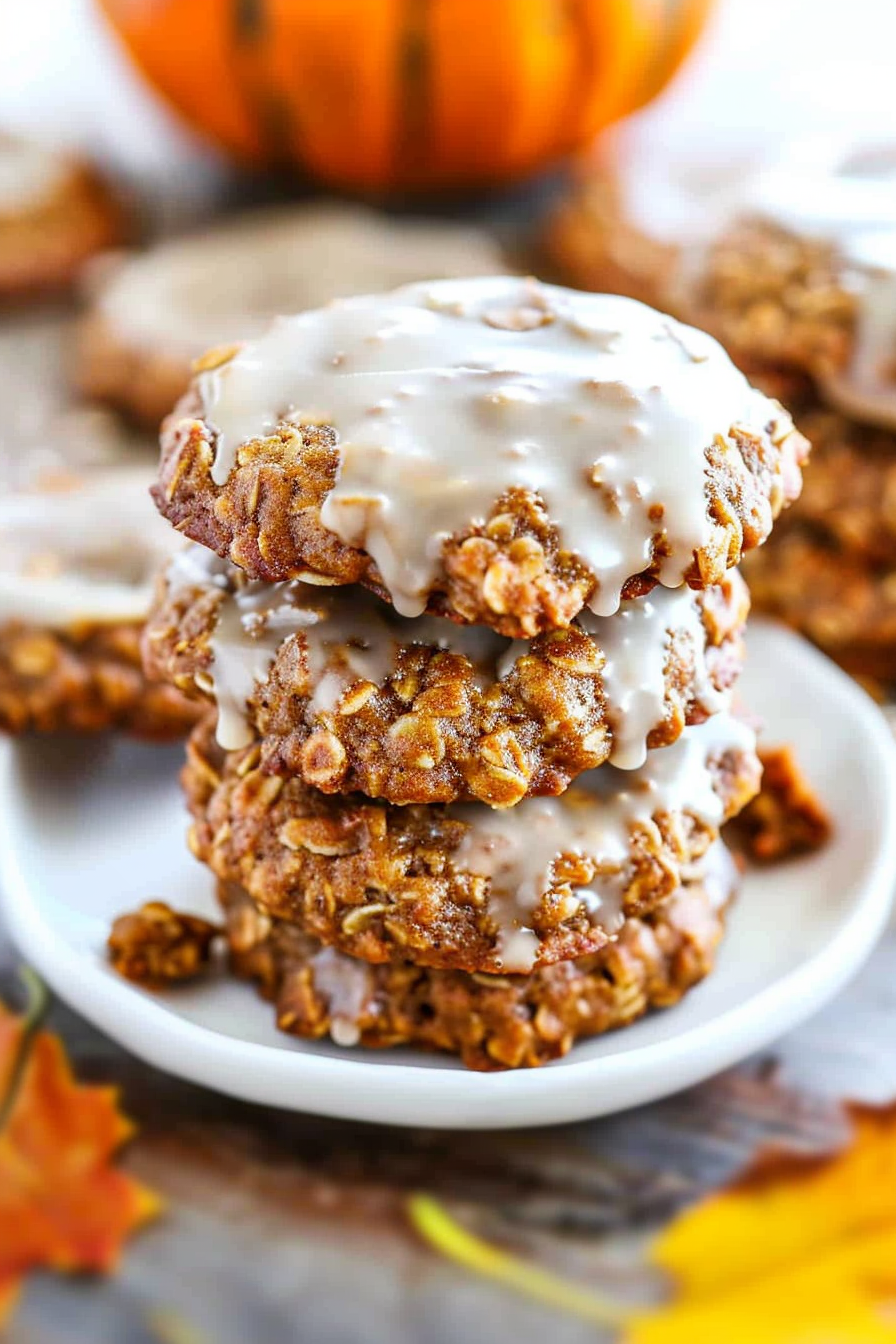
[628,1104,896,1343]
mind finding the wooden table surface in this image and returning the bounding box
[3,898,895,1344]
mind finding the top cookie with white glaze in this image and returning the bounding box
[154,277,807,637]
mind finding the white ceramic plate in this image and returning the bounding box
[1,619,895,1129]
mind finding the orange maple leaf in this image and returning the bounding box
[0,973,161,1324]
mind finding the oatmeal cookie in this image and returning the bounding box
[144,546,748,804]
[0,135,125,302]
[154,279,806,637]
[0,618,199,737]
[182,711,760,975]
[677,144,896,430]
[217,840,737,1070]
[0,463,198,737]
[75,204,506,427]
[743,530,896,682]
[547,141,896,431]
[774,408,896,567]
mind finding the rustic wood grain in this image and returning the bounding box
[3,909,892,1344]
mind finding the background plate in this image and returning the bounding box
[1,619,895,1129]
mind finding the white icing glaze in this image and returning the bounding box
[305,833,740,1010]
[167,546,506,751]
[682,837,738,913]
[0,466,182,628]
[309,944,372,1048]
[168,545,732,762]
[208,582,320,751]
[0,138,68,214]
[199,278,773,619]
[582,582,730,770]
[450,711,754,972]
[97,204,505,356]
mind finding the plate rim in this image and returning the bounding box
[2,619,895,1130]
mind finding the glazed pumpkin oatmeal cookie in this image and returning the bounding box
[0,134,125,302]
[153,278,807,637]
[546,140,896,429]
[143,544,748,803]
[742,409,896,681]
[181,710,760,975]
[75,204,507,427]
[216,839,738,1070]
[676,143,896,428]
[0,465,199,737]
[127,273,808,1066]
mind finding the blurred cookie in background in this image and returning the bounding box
[74,203,508,427]
[546,135,896,688]
[544,136,896,426]
[541,133,755,310]
[0,133,127,303]
[0,458,199,738]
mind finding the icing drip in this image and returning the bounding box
[169,545,731,761]
[682,837,739,912]
[0,466,182,628]
[450,712,754,972]
[582,582,729,769]
[309,945,372,1048]
[167,547,507,750]
[208,584,320,751]
[198,278,773,618]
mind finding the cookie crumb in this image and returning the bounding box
[732,745,832,863]
[108,901,220,988]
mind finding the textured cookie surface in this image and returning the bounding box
[145,546,748,804]
[182,711,760,974]
[216,841,737,1071]
[0,463,197,736]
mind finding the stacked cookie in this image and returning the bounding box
[144,277,807,1069]
[546,140,896,687]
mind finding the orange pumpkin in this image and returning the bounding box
[98,0,714,194]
